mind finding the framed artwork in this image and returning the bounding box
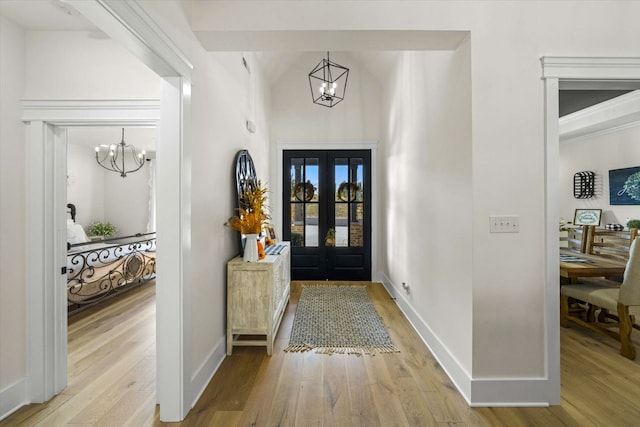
[266,226,277,242]
[609,166,640,205]
[574,208,602,226]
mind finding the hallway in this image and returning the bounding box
[4,280,640,426]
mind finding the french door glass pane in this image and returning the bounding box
[305,204,319,247]
[335,158,348,201]
[290,158,304,202]
[334,156,365,247]
[289,157,319,247]
[352,158,364,202]
[349,202,364,247]
[334,203,348,247]
[290,203,304,247]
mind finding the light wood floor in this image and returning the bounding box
[3,281,640,426]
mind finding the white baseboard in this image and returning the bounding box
[378,273,553,407]
[189,336,227,409]
[470,378,551,407]
[0,378,27,422]
[379,273,473,403]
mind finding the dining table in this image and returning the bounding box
[559,248,627,282]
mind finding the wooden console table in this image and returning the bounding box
[226,242,290,356]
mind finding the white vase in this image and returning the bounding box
[243,234,259,262]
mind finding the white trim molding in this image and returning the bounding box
[67,0,193,79]
[155,77,193,421]
[21,102,163,409]
[541,55,640,407]
[190,336,227,410]
[379,273,472,403]
[380,273,555,406]
[24,122,68,404]
[22,99,160,126]
[21,0,195,421]
[542,57,640,80]
[0,379,27,422]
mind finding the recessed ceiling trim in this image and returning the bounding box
[560,80,640,90]
[559,90,640,142]
[193,30,468,52]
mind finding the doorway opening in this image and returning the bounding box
[542,56,640,405]
[283,149,372,281]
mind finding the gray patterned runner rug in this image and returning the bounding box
[284,285,399,355]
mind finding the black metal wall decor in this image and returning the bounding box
[573,171,595,199]
[234,150,258,253]
[235,150,258,210]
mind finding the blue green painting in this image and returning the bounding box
[609,166,640,205]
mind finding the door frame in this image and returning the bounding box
[24,0,194,421]
[22,100,160,401]
[273,141,378,281]
[541,56,640,404]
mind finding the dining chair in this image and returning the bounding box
[560,236,640,359]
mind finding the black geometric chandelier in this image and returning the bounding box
[95,128,146,178]
[308,51,349,108]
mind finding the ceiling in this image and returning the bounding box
[3,0,639,120]
[0,0,97,31]
[559,90,635,117]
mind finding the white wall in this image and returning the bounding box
[0,14,27,416]
[268,51,382,240]
[102,160,152,237]
[133,0,274,402]
[379,45,473,373]
[24,31,159,99]
[67,141,152,237]
[560,126,640,226]
[187,50,273,373]
[270,51,381,144]
[67,127,157,236]
[185,0,640,405]
[67,142,105,228]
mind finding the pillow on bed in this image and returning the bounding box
[67,220,90,244]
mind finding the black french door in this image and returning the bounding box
[283,150,371,281]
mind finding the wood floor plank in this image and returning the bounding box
[264,353,303,426]
[91,389,155,427]
[344,355,382,427]
[294,379,324,427]
[4,280,640,427]
[234,350,288,426]
[320,355,351,426]
[363,351,412,427]
[67,356,156,424]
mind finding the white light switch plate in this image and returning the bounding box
[490,215,520,233]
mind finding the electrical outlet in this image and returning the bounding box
[490,215,520,233]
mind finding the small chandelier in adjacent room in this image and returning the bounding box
[95,128,146,178]
[308,51,349,108]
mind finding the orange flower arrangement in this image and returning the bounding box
[225,180,270,235]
